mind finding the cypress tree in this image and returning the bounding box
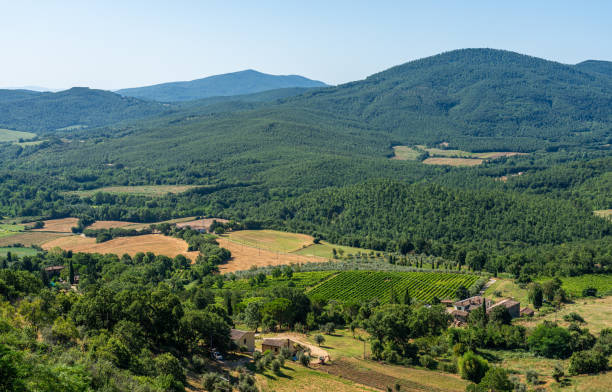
[69,260,75,284]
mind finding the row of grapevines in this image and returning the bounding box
[308,270,478,303]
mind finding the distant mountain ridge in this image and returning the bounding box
[116,69,328,102]
[575,60,612,77]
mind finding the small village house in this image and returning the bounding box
[261,338,298,355]
[230,329,255,352]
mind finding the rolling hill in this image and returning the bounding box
[116,69,328,102]
[280,48,612,151]
[0,87,168,133]
[576,60,612,77]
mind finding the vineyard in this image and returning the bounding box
[308,270,479,303]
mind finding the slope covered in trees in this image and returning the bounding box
[0,87,168,133]
[281,48,612,151]
[116,69,328,102]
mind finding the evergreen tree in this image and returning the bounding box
[69,260,75,285]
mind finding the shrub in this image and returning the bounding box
[314,334,325,346]
[563,312,585,323]
[155,353,186,384]
[438,360,457,373]
[419,354,437,369]
[271,359,281,374]
[477,367,514,391]
[568,350,608,375]
[280,346,292,359]
[458,351,489,383]
[276,354,285,367]
[525,370,539,385]
[527,323,571,358]
[321,322,335,335]
[252,351,262,361]
[552,364,564,382]
[299,352,311,367]
[582,287,597,297]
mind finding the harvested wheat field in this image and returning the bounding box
[42,234,199,260]
[87,220,137,230]
[423,157,484,166]
[33,217,79,232]
[225,229,314,253]
[216,237,328,273]
[0,231,70,247]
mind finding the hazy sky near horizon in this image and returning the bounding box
[1,1,611,90]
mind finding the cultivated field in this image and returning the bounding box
[293,241,372,259]
[175,218,229,232]
[216,236,326,273]
[391,145,421,160]
[0,223,25,238]
[551,274,612,297]
[222,271,337,291]
[69,185,198,197]
[0,231,70,247]
[422,157,484,166]
[32,217,79,233]
[255,361,375,392]
[41,234,199,260]
[87,220,137,230]
[0,128,36,143]
[225,230,315,253]
[0,247,40,257]
[594,209,612,221]
[392,145,525,166]
[308,270,479,303]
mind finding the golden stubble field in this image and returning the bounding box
[42,234,200,260]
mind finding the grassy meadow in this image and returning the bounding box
[0,128,36,143]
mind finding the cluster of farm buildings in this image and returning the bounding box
[445,295,534,325]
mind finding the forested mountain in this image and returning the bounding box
[576,60,612,77]
[0,87,168,133]
[116,69,328,102]
[277,48,612,151]
[0,89,43,103]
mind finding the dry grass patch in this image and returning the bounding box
[594,209,612,221]
[87,221,137,230]
[255,361,375,392]
[41,234,199,260]
[216,237,327,273]
[69,185,198,197]
[226,230,315,253]
[32,218,79,233]
[176,218,229,232]
[515,296,612,334]
[423,157,484,166]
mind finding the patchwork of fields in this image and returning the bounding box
[391,145,525,166]
[41,233,199,260]
[308,270,479,303]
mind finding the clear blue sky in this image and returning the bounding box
[1,0,611,90]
